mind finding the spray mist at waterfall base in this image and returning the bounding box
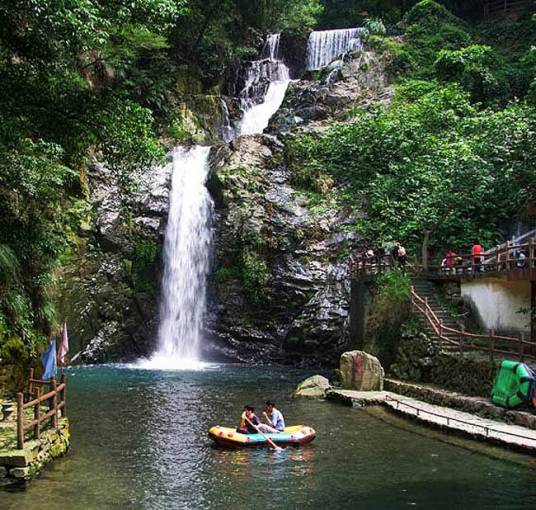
[134,356,212,371]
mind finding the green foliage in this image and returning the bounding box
[363,18,387,36]
[0,0,187,357]
[240,249,272,305]
[366,270,411,364]
[404,1,471,73]
[131,240,161,295]
[405,0,457,25]
[435,45,510,104]
[288,81,536,250]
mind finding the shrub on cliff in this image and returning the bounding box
[366,270,411,366]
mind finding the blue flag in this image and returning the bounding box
[41,339,57,381]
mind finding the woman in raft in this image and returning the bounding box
[237,406,261,434]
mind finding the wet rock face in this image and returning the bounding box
[59,158,172,364]
[207,134,359,366]
[208,50,391,366]
[270,50,393,135]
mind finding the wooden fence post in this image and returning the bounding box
[50,377,58,428]
[519,333,525,362]
[28,367,34,398]
[34,388,41,440]
[60,373,67,418]
[490,329,495,364]
[17,392,24,450]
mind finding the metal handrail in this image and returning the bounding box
[384,395,536,443]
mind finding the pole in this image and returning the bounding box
[60,373,67,418]
[17,393,24,449]
[51,377,58,428]
[245,417,281,450]
[34,388,41,440]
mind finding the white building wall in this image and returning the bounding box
[460,278,531,336]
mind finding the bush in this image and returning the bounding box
[131,240,161,294]
[366,270,411,365]
[434,45,509,103]
[363,17,387,36]
[240,249,271,305]
[406,0,458,25]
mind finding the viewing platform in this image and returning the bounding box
[0,372,69,485]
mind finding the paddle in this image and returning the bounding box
[244,416,282,451]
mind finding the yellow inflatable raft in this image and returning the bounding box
[208,425,316,448]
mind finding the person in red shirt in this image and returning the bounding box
[445,250,457,273]
[472,242,483,272]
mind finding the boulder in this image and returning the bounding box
[340,351,384,391]
[293,375,331,398]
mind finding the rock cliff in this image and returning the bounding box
[207,49,392,366]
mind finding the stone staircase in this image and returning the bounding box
[411,277,465,353]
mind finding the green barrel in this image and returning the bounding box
[491,360,533,409]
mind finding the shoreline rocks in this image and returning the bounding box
[340,350,384,391]
[293,375,331,398]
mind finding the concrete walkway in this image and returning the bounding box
[327,389,536,453]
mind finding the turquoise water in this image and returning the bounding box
[2,365,535,509]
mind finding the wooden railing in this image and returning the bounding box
[429,239,536,277]
[17,373,67,449]
[411,287,536,361]
[484,0,534,16]
[352,238,536,278]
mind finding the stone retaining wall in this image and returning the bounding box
[0,418,70,486]
[390,326,496,398]
[385,379,536,431]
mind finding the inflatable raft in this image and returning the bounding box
[208,425,316,448]
[491,360,535,409]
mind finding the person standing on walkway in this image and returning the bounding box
[445,250,457,273]
[398,243,407,267]
[472,242,483,272]
[391,242,400,268]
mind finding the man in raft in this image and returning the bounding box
[258,401,285,433]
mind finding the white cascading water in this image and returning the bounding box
[238,34,291,135]
[140,146,213,369]
[220,97,235,144]
[306,28,363,70]
[140,34,293,369]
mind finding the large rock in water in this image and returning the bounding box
[340,351,384,391]
[293,375,331,398]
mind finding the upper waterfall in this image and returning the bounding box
[238,34,291,136]
[306,28,363,70]
[141,146,213,369]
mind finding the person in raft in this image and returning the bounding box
[258,401,285,433]
[237,405,261,434]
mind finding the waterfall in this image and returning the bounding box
[220,98,235,144]
[141,146,213,369]
[306,28,363,70]
[238,34,291,136]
